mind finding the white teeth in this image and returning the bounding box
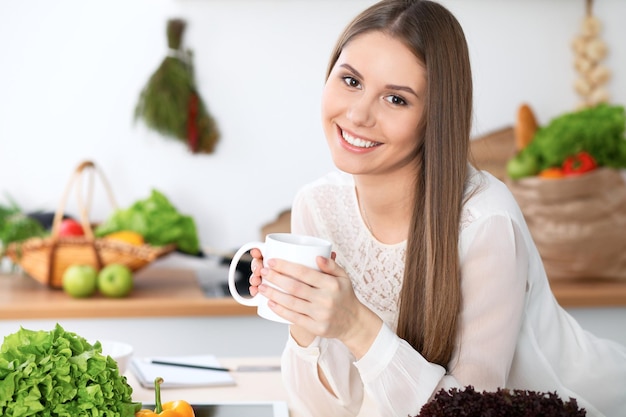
[341,131,379,148]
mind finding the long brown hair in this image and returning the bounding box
[326,0,472,368]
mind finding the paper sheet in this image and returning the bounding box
[131,355,236,388]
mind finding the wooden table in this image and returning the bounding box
[0,267,253,319]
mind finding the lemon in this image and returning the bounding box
[104,230,145,246]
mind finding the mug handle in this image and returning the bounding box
[228,241,264,306]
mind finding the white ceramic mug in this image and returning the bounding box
[228,233,332,324]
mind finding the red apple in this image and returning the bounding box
[59,218,85,237]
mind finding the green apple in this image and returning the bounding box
[506,153,539,180]
[97,264,133,298]
[62,265,98,298]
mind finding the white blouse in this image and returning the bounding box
[281,167,626,417]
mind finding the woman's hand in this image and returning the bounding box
[248,248,263,297]
[258,254,382,359]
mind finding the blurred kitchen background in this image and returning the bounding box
[1,1,625,357]
[1,0,624,252]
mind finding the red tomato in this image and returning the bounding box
[59,218,85,237]
[562,151,597,176]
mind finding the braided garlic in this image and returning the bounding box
[572,0,610,108]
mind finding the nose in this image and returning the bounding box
[346,95,375,127]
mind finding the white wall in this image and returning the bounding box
[1,0,625,252]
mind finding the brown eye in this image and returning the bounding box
[384,95,407,106]
[342,76,361,89]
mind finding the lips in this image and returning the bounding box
[340,128,381,149]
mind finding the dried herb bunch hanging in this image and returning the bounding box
[135,19,219,154]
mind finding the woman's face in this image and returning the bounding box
[322,30,426,178]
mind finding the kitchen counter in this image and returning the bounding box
[1,265,625,320]
[126,356,378,417]
[0,267,253,320]
[549,278,626,307]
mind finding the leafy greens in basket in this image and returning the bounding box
[0,324,141,417]
[0,197,47,255]
[95,189,200,254]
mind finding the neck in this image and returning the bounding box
[354,173,416,244]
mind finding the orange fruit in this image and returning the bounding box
[538,167,565,179]
[104,230,145,246]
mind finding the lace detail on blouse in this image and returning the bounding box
[295,174,405,327]
[294,169,486,329]
[460,207,477,232]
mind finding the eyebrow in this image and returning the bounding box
[339,63,419,98]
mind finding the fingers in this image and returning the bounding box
[258,257,344,312]
[258,256,348,303]
[259,280,315,326]
[264,257,329,289]
[250,258,261,277]
[250,249,263,274]
[248,273,262,296]
[257,259,319,311]
[249,248,264,296]
[259,269,346,338]
[317,255,343,276]
[250,248,262,260]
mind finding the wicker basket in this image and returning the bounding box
[6,160,175,288]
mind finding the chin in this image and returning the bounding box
[329,155,367,176]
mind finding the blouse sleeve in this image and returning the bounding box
[281,187,366,417]
[281,336,364,417]
[352,212,529,416]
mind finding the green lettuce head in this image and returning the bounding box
[0,324,141,417]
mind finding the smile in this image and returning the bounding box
[341,130,381,148]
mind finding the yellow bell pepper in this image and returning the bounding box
[136,377,195,417]
[105,230,145,246]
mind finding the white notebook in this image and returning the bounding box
[131,355,236,388]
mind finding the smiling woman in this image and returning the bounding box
[321,30,426,246]
[245,1,626,416]
[322,31,426,184]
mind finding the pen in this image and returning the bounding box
[150,360,230,372]
[149,360,281,372]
